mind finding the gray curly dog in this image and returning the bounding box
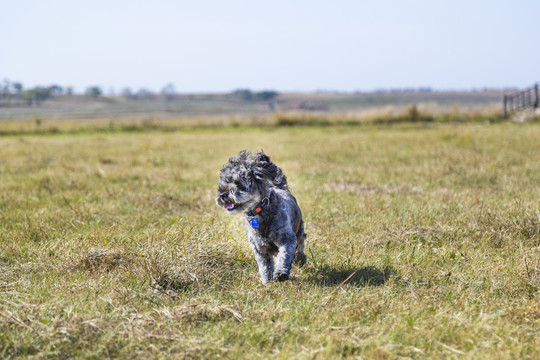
[216,150,307,284]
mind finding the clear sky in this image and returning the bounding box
[2,0,539,93]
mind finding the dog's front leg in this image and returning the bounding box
[273,232,297,281]
[250,245,274,285]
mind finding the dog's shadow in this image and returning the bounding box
[305,264,394,287]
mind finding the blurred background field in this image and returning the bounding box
[0,89,504,120]
[0,89,510,135]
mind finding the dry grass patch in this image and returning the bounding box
[163,303,244,323]
[72,248,133,272]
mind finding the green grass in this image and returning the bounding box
[0,122,539,359]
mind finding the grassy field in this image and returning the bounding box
[0,90,504,122]
[0,105,506,137]
[0,121,539,358]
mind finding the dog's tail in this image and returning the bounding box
[243,150,289,191]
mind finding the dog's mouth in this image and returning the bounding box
[223,203,240,211]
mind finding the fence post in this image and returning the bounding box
[511,95,514,113]
[502,84,538,117]
[534,83,538,108]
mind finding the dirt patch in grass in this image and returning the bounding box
[71,248,133,272]
[165,303,244,323]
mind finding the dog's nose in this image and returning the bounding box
[219,192,228,200]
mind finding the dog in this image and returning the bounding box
[216,150,307,284]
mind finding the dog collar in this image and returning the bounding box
[255,197,270,213]
[247,197,270,216]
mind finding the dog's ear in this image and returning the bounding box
[252,168,270,182]
[249,151,289,190]
[248,152,271,182]
[253,152,271,164]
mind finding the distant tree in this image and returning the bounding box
[12,82,23,103]
[1,79,11,103]
[255,90,279,101]
[66,87,74,96]
[161,83,176,101]
[85,86,102,98]
[12,82,23,94]
[21,90,33,105]
[231,89,279,102]
[136,88,154,101]
[33,87,52,103]
[121,87,133,99]
[233,89,253,101]
[21,86,53,105]
[48,84,63,95]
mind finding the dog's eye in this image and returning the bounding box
[236,182,245,190]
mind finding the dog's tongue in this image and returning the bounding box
[224,203,234,210]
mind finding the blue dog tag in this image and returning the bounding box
[250,218,259,228]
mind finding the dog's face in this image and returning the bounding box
[216,164,264,214]
[216,151,284,214]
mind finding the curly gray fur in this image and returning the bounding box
[216,150,307,284]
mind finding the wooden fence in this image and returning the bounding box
[503,83,539,118]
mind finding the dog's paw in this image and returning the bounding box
[273,271,290,281]
[259,275,272,285]
[294,253,307,267]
